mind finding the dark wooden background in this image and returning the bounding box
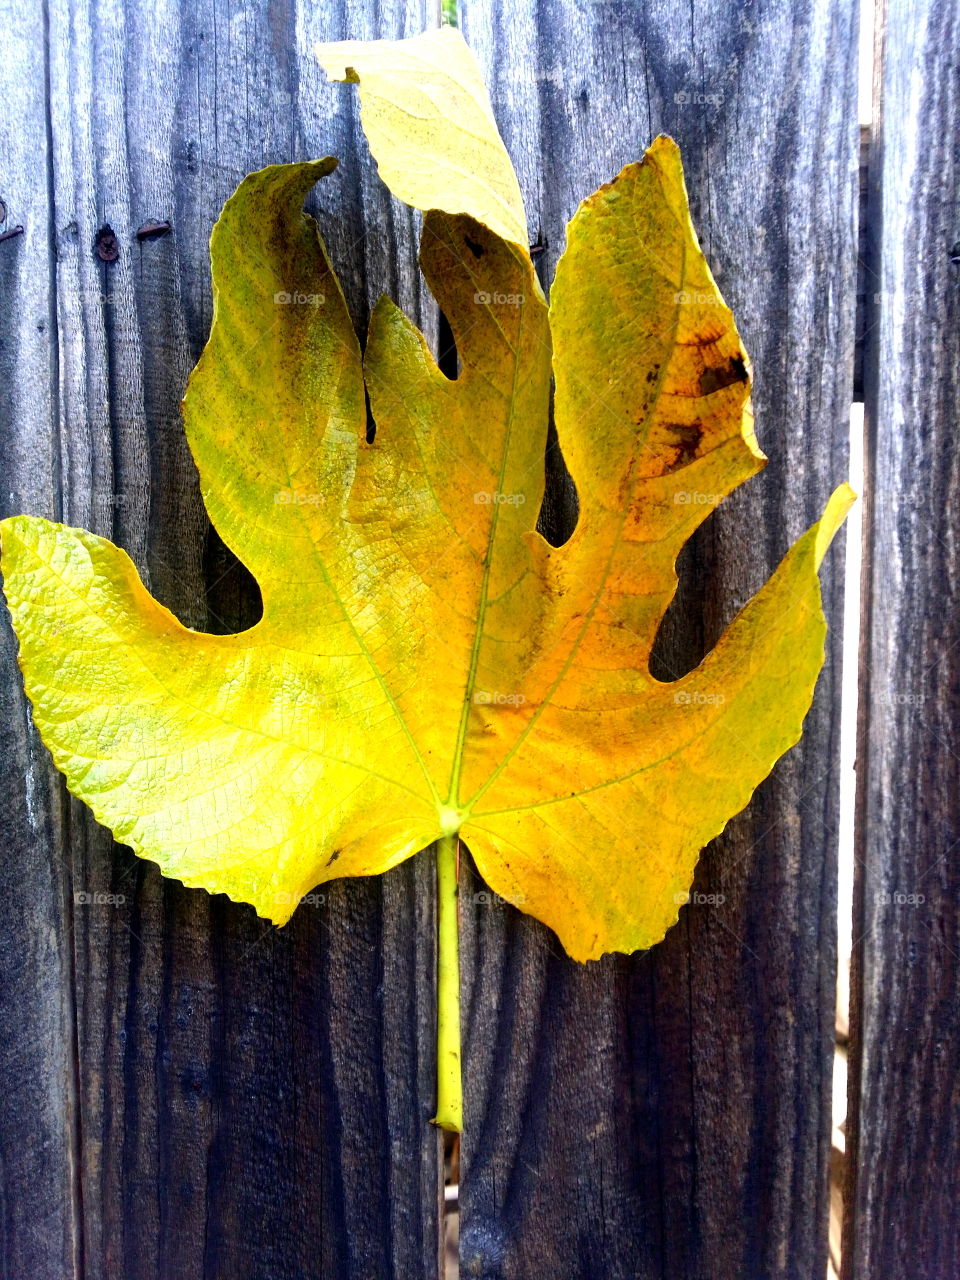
[844,0,960,1276]
[0,0,954,1276]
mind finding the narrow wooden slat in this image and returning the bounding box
[0,1,80,1275]
[2,0,442,1275]
[845,1,960,1274]
[456,3,858,1275]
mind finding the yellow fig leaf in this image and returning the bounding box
[316,26,528,250]
[0,35,852,974]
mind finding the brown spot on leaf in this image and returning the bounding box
[664,422,704,471]
[464,235,484,259]
[699,355,748,396]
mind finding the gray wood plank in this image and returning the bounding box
[845,1,960,1275]
[0,0,80,1274]
[456,2,858,1276]
[2,0,443,1276]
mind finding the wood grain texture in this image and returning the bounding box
[845,1,960,1275]
[456,2,857,1277]
[0,2,80,1276]
[2,1,443,1276]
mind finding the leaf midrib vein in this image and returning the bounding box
[446,244,531,809]
[461,229,689,816]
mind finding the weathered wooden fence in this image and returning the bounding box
[844,1,960,1275]
[0,0,955,1276]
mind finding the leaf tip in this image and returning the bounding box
[314,42,353,81]
[647,133,681,160]
[814,483,857,568]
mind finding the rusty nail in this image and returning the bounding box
[136,219,172,242]
[95,226,120,262]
